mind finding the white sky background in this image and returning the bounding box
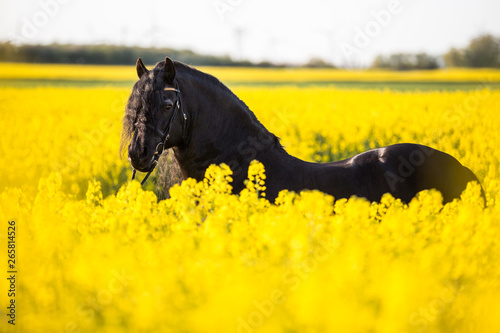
[1,0,500,66]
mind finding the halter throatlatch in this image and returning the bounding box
[131,84,187,186]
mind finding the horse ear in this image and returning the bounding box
[163,57,176,84]
[136,58,148,79]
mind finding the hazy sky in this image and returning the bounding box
[2,0,500,66]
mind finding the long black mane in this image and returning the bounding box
[174,62,284,149]
[121,61,283,157]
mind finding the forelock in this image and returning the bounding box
[120,61,175,156]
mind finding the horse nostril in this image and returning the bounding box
[140,145,149,158]
[128,142,149,163]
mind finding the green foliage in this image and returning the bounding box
[464,34,500,68]
[374,34,500,70]
[443,48,466,68]
[443,34,500,68]
[372,53,439,71]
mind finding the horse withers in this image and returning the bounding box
[122,57,485,205]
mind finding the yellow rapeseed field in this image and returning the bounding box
[1,64,500,332]
[2,62,500,83]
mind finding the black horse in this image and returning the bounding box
[122,57,485,205]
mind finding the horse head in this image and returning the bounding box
[122,57,188,175]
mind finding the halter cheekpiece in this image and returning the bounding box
[131,84,187,185]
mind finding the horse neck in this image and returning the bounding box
[173,69,280,183]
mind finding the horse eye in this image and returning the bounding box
[165,103,173,110]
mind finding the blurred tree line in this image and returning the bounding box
[1,34,498,69]
[0,43,269,67]
[371,34,500,70]
[443,34,500,68]
[0,42,338,67]
[372,53,439,70]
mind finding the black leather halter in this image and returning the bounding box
[131,84,187,185]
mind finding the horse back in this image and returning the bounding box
[316,143,483,204]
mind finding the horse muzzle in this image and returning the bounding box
[128,144,156,173]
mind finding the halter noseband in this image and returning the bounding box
[131,84,188,185]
